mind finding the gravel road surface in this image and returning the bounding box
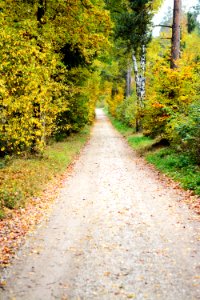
[1,109,200,300]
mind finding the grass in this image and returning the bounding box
[127,135,153,151]
[109,117,133,137]
[108,114,200,196]
[0,127,90,218]
[147,149,200,195]
[108,113,153,151]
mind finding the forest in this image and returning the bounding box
[0,0,200,216]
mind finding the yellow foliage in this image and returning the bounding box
[107,86,125,117]
[0,0,112,154]
[143,32,200,138]
[0,19,67,153]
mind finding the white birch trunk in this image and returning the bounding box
[132,45,146,106]
[126,63,132,97]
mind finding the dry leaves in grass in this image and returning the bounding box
[184,195,200,215]
[146,161,200,215]
[0,163,75,268]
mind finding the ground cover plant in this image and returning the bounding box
[0,128,90,219]
[146,149,200,195]
[108,114,200,197]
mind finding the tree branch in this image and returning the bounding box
[153,24,172,28]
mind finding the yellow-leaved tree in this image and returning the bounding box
[0,0,112,154]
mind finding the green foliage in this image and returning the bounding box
[109,113,200,196]
[108,112,153,150]
[187,11,199,33]
[116,95,137,128]
[0,187,24,209]
[170,101,200,162]
[108,113,133,136]
[106,0,158,53]
[101,0,164,133]
[187,12,196,33]
[128,135,153,150]
[147,149,200,195]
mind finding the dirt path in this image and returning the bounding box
[1,109,200,300]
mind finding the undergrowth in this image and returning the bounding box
[109,118,133,137]
[108,112,153,151]
[147,149,200,195]
[108,114,200,196]
[0,127,90,219]
[127,135,153,151]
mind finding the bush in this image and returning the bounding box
[116,95,137,128]
[167,101,200,163]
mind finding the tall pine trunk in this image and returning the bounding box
[171,0,181,69]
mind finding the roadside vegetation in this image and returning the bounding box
[0,128,90,219]
[108,114,200,196]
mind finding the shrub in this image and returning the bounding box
[167,101,200,163]
[116,95,137,128]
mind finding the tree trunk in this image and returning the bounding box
[126,63,132,98]
[171,0,181,69]
[132,52,145,132]
[132,54,140,99]
[37,0,47,24]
